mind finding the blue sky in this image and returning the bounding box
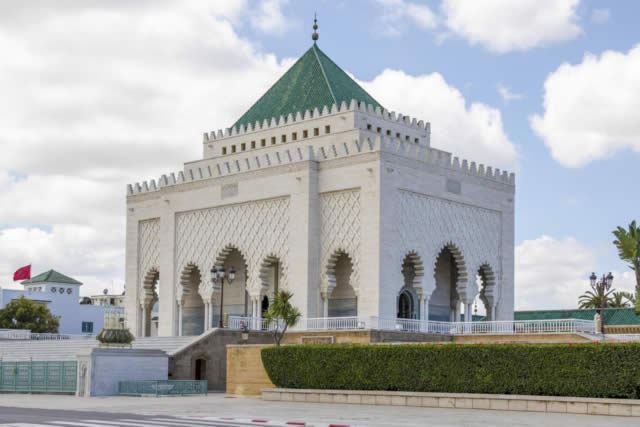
[0,0,638,309]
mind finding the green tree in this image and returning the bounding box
[0,296,60,333]
[613,220,640,313]
[263,290,302,346]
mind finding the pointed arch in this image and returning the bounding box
[401,250,424,295]
[178,263,201,303]
[324,248,356,296]
[476,263,498,320]
[259,254,282,295]
[431,241,468,295]
[141,268,159,306]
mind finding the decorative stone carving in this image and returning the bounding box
[138,219,160,300]
[393,190,501,303]
[320,189,361,295]
[175,197,290,299]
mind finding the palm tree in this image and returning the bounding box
[613,220,640,313]
[609,291,632,308]
[578,282,614,309]
[263,290,302,346]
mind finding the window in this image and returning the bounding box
[231,145,236,153]
[366,124,372,130]
[325,125,331,134]
[313,128,319,136]
[261,139,266,147]
[222,147,227,155]
[377,127,381,133]
[110,298,115,305]
[386,130,391,136]
[292,132,297,141]
[405,135,410,141]
[82,321,94,333]
[251,141,256,149]
[303,130,308,138]
[281,135,286,143]
[241,143,246,151]
[271,136,276,145]
[414,138,419,143]
[396,132,400,138]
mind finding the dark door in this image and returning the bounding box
[195,359,206,380]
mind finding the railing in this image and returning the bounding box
[301,317,366,330]
[0,360,77,393]
[118,380,207,396]
[0,329,32,340]
[227,316,280,331]
[225,316,596,336]
[0,329,95,341]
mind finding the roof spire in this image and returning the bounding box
[312,13,319,43]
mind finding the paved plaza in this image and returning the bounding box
[0,394,637,427]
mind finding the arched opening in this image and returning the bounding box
[398,290,416,319]
[328,252,357,317]
[141,269,159,337]
[477,264,497,320]
[212,246,248,326]
[180,265,204,336]
[194,358,207,381]
[259,255,281,312]
[398,252,423,319]
[429,247,463,322]
[261,295,270,315]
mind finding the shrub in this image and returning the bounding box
[261,343,640,399]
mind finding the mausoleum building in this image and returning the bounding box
[124,33,515,337]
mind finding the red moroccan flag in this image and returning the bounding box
[13,265,31,281]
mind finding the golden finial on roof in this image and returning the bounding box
[312,14,319,42]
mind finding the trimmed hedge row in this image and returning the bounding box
[261,343,640,399]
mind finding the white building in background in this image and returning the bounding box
[125,32,515,337]
[0,270,106,335]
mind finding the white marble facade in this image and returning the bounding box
[125,102,515,337]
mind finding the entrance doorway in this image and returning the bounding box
[261,295,270,315]
[195,358,206,380]
[398,290,414,319]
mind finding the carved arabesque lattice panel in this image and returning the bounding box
[175,197,290,298]
[320,189,361,294]
[138,218,160,299]
[394,190,501,300]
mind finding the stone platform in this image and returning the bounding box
[262,388,640,417]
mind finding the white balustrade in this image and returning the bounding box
[216,316,598,336]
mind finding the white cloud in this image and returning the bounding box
[360,69,518,170]
[531,45,640,168]
[250,0,290,34]
[497,84,522,104]
[591,8,611,24]
[375,0,438,37]
[515,235,637,310]
[441,0,582,53]
[0,2,295,290]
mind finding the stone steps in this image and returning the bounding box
[0,336,198,361]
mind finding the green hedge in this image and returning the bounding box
[261,343,640,399]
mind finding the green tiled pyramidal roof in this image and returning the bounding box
[232,44,383,130]
[21,269,82,286]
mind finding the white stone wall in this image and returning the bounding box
[125,103,515,335]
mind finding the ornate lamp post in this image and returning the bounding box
[591,272,614,335]
[211,266,236,328]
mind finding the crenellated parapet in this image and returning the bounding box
[127,134,515,197]
[201,99,429,144]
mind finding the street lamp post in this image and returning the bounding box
[211,266,236,328]
[590,272,614,335]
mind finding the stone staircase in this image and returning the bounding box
[0,336,197,361]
